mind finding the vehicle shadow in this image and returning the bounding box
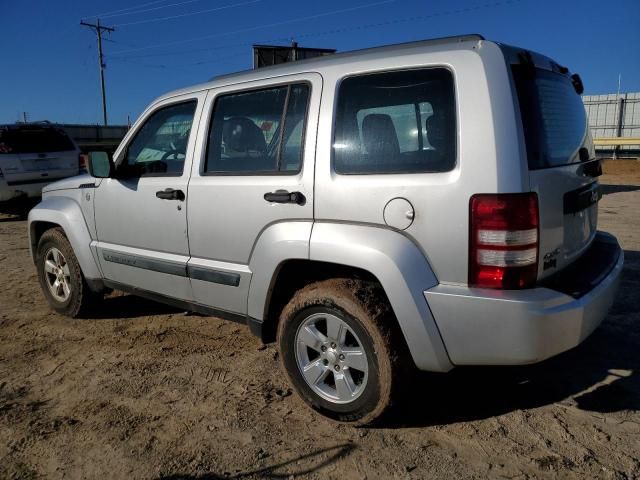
[0,215,24,223]
[0,198,39,221]
[156,443,356,479]
[83,293,184,320]
[381,249,640,428]
[600,184,640,196]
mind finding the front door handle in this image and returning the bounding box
[156,188,185,201]
[264,190,306,205]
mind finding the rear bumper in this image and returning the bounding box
[425,232,623,366]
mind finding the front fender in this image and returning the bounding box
[310,223,453,372]
[28,196,102,280]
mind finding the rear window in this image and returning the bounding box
[0,126,75,154]
[333,68,456,174]
[512,66,588,170]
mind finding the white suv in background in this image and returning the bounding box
[0,123,81,203]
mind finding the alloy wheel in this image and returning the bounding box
[295,312,369,404]
[44,247,72,302]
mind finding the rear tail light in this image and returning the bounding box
[79,153,88,171]
[469,193,539,289]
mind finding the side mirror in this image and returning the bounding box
[87,151,114,178]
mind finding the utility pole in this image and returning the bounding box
[80,19,115,126]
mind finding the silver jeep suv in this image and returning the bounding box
[28,35,623,424]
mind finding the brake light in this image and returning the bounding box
[469,193,539,289]
[79,153,88,171]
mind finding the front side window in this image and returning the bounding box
[333,68,456,174]
[121,101,197,177]
[205,83,309,174]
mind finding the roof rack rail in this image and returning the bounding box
[209,34,485,81]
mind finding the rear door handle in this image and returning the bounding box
[156,188,185,201]
[264,190,306,205]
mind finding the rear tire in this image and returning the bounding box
[36,228,101,317]
[277,278,407,425]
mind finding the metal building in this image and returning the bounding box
[583,92,640,158]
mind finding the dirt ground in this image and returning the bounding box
[1,161,639,479]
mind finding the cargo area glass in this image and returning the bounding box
[333,68,456,174]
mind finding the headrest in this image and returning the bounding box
[425,111,450,152]
[361,114,400,161]
[222,117,266,153]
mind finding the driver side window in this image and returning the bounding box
[122,101,197,177]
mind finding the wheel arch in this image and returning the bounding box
[248,221,453,372]
[258,259,381,343]
[28,196,102,280]
[29,220,60,261]
[310,223,452,372]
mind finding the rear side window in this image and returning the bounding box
[0,126,74,154]
[205,83,310,174]
[512,66,588,169]
[333,68,456,174]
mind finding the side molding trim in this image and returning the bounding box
[102,249,186,277]
[101,249,242,287]
[187,265,241,287]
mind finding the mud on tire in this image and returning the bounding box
[277,278,409,425]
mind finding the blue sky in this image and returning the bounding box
[1,0,638,125]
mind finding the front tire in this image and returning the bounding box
[277,278,406,425]
[36,228,100,317]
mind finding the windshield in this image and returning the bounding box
[512,65,588,170]
[0,126,75,154]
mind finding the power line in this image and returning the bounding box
[82,0,175,20]
[109,49,243,69]
[97,0,210,20]
[109,0,396,54]
[81,20,115,126]
[279,0,525,43]
[103,37,143,50]
[109,0,522,63]
[109,40,245,58]
[113,0,261,27]
[108,56,168,69]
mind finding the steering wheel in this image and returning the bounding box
[161,140,185,161]
[161,150,180,160]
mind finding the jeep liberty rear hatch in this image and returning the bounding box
[506,48,605,282]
